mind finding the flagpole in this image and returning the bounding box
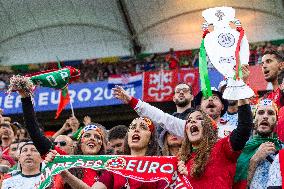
[70,98,75,117]
[66,84,75,118]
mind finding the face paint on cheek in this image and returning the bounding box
[81,138,86,143]
[271,117,276,124]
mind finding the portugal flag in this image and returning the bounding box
[55,86,70,119]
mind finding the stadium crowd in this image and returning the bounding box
[0,48,283,189]
[0,42,283,90]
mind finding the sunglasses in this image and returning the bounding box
[54,141,67,147]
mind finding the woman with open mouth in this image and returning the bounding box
[177,99,253,189]
[92,117,167,189]
[46,124,106,189]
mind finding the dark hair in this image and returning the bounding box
[108,125,128,141]
[179,110,218,178]
[175,82,193,94]
[10,138,30,146]
[263,50,284,63]
[124,118,160,156]
[17,127,30,139]
[19,141,34,154]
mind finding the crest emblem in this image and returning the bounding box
[215,10,225,21]
[218,33,235,48]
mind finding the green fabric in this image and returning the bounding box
[234,63,243,80]
[11,65,29,72]
[72,126,83,140]
[234,134,282,182]
[8,164,18,172]
[199,39,212,98]
[30,68,71,89]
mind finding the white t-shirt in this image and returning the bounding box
[217,120,237,138]
[1,172,41,189]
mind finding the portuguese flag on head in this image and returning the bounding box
[55,86,70,119]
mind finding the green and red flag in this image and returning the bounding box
[8,65,80,119]
[55,86,70,119]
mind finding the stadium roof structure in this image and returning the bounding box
[0,0,283,65]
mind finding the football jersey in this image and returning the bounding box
[1,172,41,189]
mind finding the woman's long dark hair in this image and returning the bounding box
[124,117,160,156]
[179,110,218,178]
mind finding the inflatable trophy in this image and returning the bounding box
[200,7,254,100]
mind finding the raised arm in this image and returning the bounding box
[21,95,52,156]
[230,99,253,151]
[113,86,186,138]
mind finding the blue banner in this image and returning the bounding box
[0,81,142,115]
[208,68,223,89]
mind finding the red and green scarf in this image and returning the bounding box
[37,155,192,189]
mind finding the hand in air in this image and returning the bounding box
[83,116,92,126]
[112,85,132,104]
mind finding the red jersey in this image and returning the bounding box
[266,88,284,141]
[266,88,283,108]
[185,136,241,189]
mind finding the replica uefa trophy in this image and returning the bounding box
[200,7,254,100]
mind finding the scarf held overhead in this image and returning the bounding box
[38,155,192,189]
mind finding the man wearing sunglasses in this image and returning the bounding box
[54,135,74,155]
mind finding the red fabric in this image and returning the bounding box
[179,69,200,96]
[0,146,9,155]
[3,173,12,180]
[67,66,81,82]
[55,87,70,119]
[233,180,247,189]
[142,69,199,102]
[169,59,178,70]
[44,131,56,137]
[267,88,283,108]
[267,88,284,141]
[1,155,16,166]
[129,97,139,109]
[82,168,98,187]
[276,107,284,141]
[247,65,267,91]
[185,136,241,189]
[235,27,244,79]
[51,175,64,189]
[279,150,284,189]
[142,69,178,102]
[165,54,179,70]
[54,146,68,155]
[202,29,210,38]
[99,170,167,189]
